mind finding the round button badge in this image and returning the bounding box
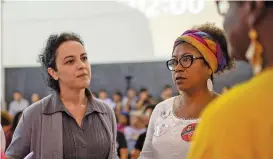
[181,123,197,142]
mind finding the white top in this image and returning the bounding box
[139,97,199,159]
[8,99,29,116]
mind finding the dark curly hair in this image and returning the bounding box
[192,22,234,73]
[38,32,84,92]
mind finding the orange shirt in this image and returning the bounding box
[187,68,273,159]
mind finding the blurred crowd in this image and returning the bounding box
[1,85,175,159]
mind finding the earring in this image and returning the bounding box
[245,28,263,75]
[207,79,213,91]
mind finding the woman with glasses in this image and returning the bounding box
[139,23,232,159]
[188,1,273,158]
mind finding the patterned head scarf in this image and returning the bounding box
[173,30,227,73]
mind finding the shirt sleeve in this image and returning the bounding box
[117,131,127,149]
[135,132,146,151]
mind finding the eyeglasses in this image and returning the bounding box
[166,55,204,71]
[216,0,230,16]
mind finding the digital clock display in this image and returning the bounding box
[118,0,205,18]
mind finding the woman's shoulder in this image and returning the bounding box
[150,96,176,119]
[23,94,54,117]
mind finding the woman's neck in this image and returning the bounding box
[59,87,87,106]
[181,88,216,109]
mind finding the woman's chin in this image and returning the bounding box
[177,84,190,92]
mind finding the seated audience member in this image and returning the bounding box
[159,85,173,102]
[124,112,147,152]
[5,111,23,149]
[135,88,152,111]
[122,88,138,112]
[116,131,128,159]
[98,89,115,108]
[117,112,130,133]
[31,93,40,104]
[8,91,29,116]
[131,105,155,159]
[112,91,123,114]
[1,111,13,150]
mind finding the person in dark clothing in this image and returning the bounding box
[116,131,128,159]
[134,132,146,151]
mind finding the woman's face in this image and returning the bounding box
[48,40,91,91]
[223,2,252,60]
[127,89,136,98]
[171,43,211,92]
[118,114,128,125]
[113,94,122,102]
[31,94,40,103]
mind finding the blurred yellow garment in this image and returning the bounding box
[187,68,273,159]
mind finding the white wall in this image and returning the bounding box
[3,0,223,67]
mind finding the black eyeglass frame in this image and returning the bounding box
[166,55,204,71]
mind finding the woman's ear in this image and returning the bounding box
[207,68,213,76]
[48,67,59,80]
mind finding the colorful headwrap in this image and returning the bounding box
[173,30,227,73]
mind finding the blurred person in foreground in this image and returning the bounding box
[5,32,118,159]
[188,1,273,158]
[140,23,233,159]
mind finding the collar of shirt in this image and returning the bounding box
[42,89,107,115]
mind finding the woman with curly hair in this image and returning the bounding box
[5,32,118,159]
[139,23,233,159]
